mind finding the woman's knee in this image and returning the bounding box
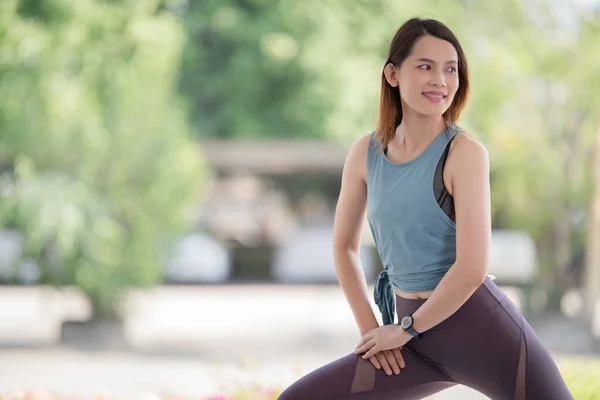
[276,385,303,400]
[277,377,322,400]
[277,354,359,399]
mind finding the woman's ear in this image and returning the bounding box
[383,63,399,87]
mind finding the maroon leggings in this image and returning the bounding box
[277,276,573,399]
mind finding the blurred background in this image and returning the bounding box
[1,0,600,399]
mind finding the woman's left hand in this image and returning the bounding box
[354,325,412,360]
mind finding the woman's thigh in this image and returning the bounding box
[437,278,573,400]
[278,344,455,400]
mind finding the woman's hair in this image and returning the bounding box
[376,18,470,150]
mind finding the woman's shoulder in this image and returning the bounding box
[343,132,376,184]
[354,130,376,148]
[449,129,488,159]
[446,129,489,179]
[347,131,376,159]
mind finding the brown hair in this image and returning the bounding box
[376,18,470,151]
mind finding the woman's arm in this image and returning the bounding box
[333,134,379,337]
[410,133,491,334]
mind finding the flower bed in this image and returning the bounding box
[0,386,283,400]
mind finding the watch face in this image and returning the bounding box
[400,316,412,329]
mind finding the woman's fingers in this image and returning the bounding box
[363,349,404,376]
[368,355,381,370]
[383,350,400,375]
[355,333,373,351]
[391,347,406,369]
[354,339,376,355]
[363,344,379,360]
[375,352,393,376]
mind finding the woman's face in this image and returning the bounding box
[386,35,459,117]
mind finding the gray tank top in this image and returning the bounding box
[367,124,461,325]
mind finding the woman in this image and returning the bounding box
[277,17,573,400]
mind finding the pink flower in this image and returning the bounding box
[258,387,275,396]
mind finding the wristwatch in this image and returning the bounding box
[399,314,423,339]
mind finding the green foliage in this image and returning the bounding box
[560,357,600,399]
[1,0,599,311]
[179,0,328,139]
[0,0,204,315]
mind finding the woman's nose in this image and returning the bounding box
[429,75,446,87]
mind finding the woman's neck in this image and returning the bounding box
[394,114,446,151]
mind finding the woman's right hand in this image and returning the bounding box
[368,348,405,376]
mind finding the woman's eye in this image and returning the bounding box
[447,67,457,73]
[418,65,430,70]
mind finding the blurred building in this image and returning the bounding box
[195,139,379,283]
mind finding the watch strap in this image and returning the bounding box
[405,326,421,338]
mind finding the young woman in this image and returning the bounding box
[277,18,573,400]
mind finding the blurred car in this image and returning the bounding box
[272,225,376,284]
[163,233,231,283]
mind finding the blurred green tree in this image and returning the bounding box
[459,2,600,305]
[0,0,204,316]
